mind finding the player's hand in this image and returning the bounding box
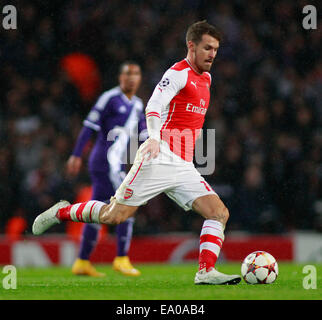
[140,138,160,160]
[66,155,82,177]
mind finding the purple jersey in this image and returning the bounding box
[72,86,147,189]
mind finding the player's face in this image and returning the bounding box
[192,34,219,72]
[119,64,142,94]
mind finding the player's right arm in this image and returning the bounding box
[66,91,109,176]
[66,126,94,176]
[141,67,187,160]
[66,154,83,176]
[66,126,94,177]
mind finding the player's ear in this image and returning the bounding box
[187,40,196,52]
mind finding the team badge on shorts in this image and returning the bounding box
[124,188,133,199]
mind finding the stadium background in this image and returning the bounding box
[0,0,321,264]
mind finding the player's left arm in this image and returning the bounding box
[142,68,187,159]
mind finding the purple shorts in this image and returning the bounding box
[89,170,117,202]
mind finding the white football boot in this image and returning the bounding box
[194,267,241,285]
[32,200,70,235]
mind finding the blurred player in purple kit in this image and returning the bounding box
[66,61,147,277]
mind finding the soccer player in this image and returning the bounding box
[66,62,147,277]
[33,21,241,285]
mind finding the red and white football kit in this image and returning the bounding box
[34,58,238,280]
[114,58,217,210]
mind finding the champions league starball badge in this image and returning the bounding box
[159,78,170,88]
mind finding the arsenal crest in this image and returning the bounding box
[124,188,133,199]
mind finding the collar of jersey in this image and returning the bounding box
[185,58,203,76]
[118,86,136,104]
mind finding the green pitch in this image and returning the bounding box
[0,263,321,300]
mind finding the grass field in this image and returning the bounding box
[0,263,321,300]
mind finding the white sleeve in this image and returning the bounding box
[145,68,188,141]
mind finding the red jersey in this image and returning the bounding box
[146,59,211,162]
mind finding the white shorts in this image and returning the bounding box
[114,140,217,211]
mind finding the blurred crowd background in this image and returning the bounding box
[0,0,321,238]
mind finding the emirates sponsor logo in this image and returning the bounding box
[186,102,207,115]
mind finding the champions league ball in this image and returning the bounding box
[241,251,278,284]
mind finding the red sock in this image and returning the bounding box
[56,201,105,223]
[198,220,224,272]
[199,249,218,272]
[57,204,73,221]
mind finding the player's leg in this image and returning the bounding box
[113,217,141,276]
[32,148,166,234]
[32,152,145,236]
[77,223,101,262]
[73,217,140,277]
[32,152,144,235]
[116,217,134,257]
[32,197,138,235]
[192,194,241,285]
[72,171,108,277]
[77,172,105,261]
[109,165,141,276]
[112,216,140,276]
[72,224,105,277]
[192,194,228,271]
[165,166,240,285]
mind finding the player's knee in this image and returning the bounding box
[207,206,229,225]
[222,206,229,224]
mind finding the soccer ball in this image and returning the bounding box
[241,251,278,284]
